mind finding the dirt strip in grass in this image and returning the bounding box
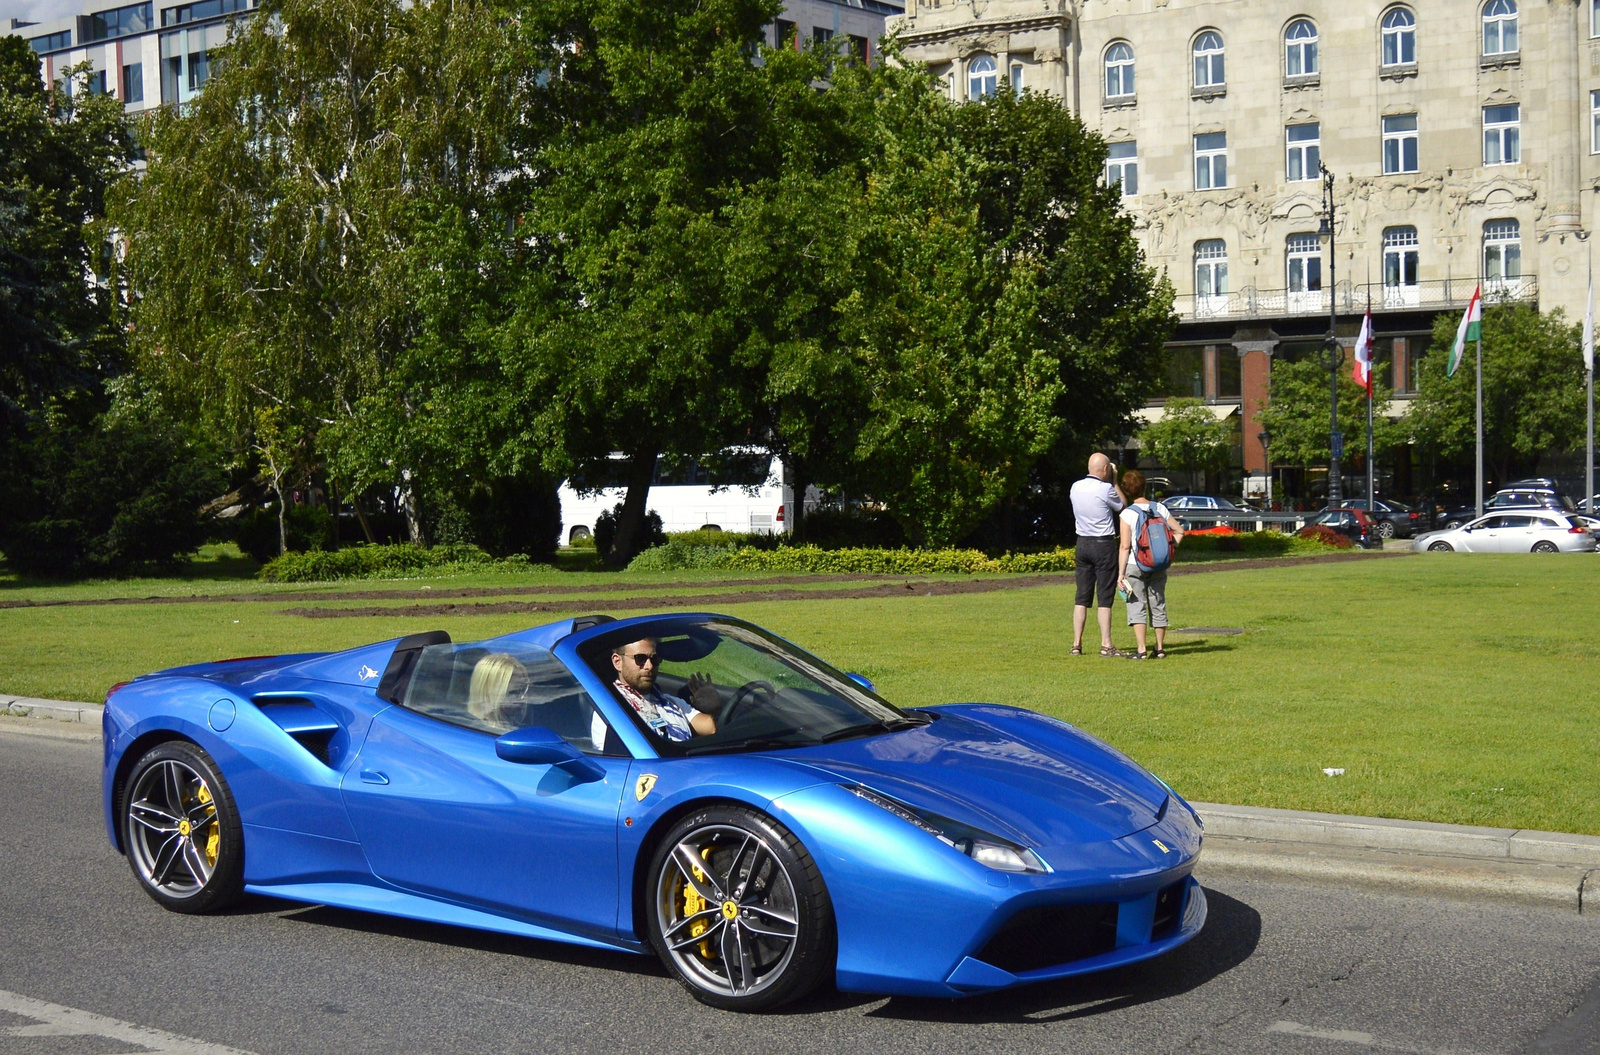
[0,573,905,610]
[281,551,1407,619]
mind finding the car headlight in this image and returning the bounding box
[849,785,1050,874]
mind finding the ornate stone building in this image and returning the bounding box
[892,0,1596,499]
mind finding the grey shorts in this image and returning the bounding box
[1125,565,1168,628]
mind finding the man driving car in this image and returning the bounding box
[611,638,718,741]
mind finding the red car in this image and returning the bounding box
[1299,508,1379,549]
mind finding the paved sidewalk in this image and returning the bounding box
[5,699,1598,910]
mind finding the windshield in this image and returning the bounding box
[577,618,914,755]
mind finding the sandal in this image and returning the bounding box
[1099,646,1127,658]
[1127,651,1148,660]
[1154,649,1167,659]
[1070,646,1083,656]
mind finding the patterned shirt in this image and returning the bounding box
[613,679,702,741]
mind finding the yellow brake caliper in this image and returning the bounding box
[197,783,219,866]
[683,847,716,959]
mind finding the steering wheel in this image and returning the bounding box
[718,680,776,726]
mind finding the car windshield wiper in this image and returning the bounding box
[682,736,804,756]
[818,715,930,744]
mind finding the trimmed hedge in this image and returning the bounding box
[1178,530,1338,558]
[259,543,532,582]
[628,543,1076,575]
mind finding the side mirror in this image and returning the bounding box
[846,673,876,693]
[496,726,585,766]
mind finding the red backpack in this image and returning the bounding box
[1134,503,1175,572]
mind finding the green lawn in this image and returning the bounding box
[4,552,1597,835]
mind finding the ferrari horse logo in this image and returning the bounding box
[357,665,380,681]
[635,774,658,801]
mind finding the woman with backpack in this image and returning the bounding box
[1117,470,1185,660]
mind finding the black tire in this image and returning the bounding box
[1531,541,1559,553]
[1444,519,1463,530]
[1376,520,1396,539]
[121,741,245,913]
[645,805,834,1012]
[569,525,592,543]
[1428,541,1454,552]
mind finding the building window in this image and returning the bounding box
[1384,227,1420,306]
[1009,61,1024,89]
[161,0,252,26]
[1592,90,1600,153]
[968,55,997,100]
[1483,104,1520,165]
[86,2,152,42]
[1383,113,1419,173]
[848,35,868,65]
[1105,42,1135,98]
[30,30,72,52]
[1287,123,1320,182]
[1194,132,1227,189]
[1193,32,1225,88]
[1484,219,1521,282]
[1106,141,1138,195]
[1382,8,1416,66]
[1285,19,1318,77]
[1195,240,1229,298]
[774,19,796,47]
[1286,233,1323,292]
[1482,0,1518,55]
[811,26,833,49]
[122,62,144,103]
[1593,0,1600,36]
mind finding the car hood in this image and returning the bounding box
[775,704,1169,848]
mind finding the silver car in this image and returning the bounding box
[1412,512,1598,553]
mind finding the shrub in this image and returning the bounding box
[627,544,1076,575]
[227,504,335,563]
[1295,525,1355,550]
[594,503,666,563]
[0,411,223,576]
[798,507,906,549]
[259,542,505,582]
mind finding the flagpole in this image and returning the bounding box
[1587,244,1594,516]
[1366,291,1375,511]
[1475,235,1485,521]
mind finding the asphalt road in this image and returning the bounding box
[2,719,1597,1055]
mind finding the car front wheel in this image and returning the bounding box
[1428,541,1454,552]
[121,741,245,913]
[1376,521,1395,539]
[1531,541,1559,553]
[646,805,834,1011]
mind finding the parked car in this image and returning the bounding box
[1161,495,1250,529]
[1435,488,1575,529]
[1315,498,1423,539]
[1299,508,1379,549]
[1571,514,1600,543]
[1577,495,1600,514]
[1412,512,1597,553]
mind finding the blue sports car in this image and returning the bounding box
[102,613,1206,1010]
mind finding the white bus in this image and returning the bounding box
[558,451,808,543]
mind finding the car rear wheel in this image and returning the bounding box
[1376,521,1395,539]
[1428,541,1454,552]
[121,741,244,913]
[1531,541,1559,554]
[646,805,834,1011]
[1444,519,1463,529]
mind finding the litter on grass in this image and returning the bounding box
[1322,768,1345,777]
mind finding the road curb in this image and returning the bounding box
[1193,802,1600,912]
[0,695,101,725]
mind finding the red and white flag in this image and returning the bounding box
[1352,307,1374,397]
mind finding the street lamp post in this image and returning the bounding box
[1258,429,1273,509]
[1318,162,1342,506]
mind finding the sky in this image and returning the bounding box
[5,0,84,28]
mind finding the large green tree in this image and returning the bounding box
[1139,398,1233,491]
[1257,351,1403,475]
[115,0,537,543]
[1408,303,1585,484]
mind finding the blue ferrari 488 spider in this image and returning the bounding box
[103,613,1205,1010]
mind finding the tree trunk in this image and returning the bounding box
[605,448,657,568]
[399,468,426,546]
[272,476,288,556]
[353,496,378,544]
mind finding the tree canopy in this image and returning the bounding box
[1257,351,1403,471]
[1138,398,1233,488]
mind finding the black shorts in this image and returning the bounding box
[1074,535,1119,608]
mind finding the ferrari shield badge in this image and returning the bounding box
[635,773,658,801]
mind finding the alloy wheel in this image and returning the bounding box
[126,758,220,899]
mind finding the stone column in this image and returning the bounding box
[1547,0,1583,232]
[1234,338,1279,474]
[1203,345,1219,400]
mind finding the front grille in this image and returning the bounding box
[1151,880,1186,940]
[976,903,1118,975]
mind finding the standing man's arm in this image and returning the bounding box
[1109,463,1127,510]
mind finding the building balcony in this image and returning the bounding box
[1173,276,1537,322]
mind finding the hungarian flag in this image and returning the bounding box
[1448,285,1481,378]
[1352,308,1374,396]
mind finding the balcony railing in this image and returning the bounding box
[1173,276,1537,321]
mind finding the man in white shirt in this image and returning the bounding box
[611,638,717,741]
[1069,453,1128,656]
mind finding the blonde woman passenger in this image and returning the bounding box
[467,653,526,725]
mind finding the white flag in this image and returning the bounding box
[1585,279,1594,374]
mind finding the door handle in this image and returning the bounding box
[359,769,389,785]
